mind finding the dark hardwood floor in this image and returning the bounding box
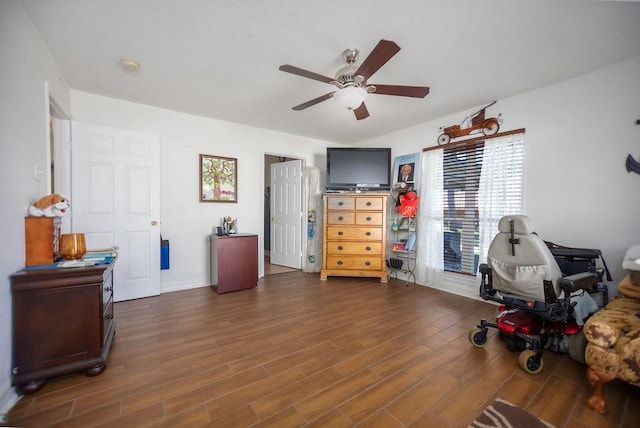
[7,272,638,427]
[264,255,298,276]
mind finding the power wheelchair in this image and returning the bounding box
[468,215,609,374]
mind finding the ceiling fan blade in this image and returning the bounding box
[279,65,335,84]
[370,84,430,98]
[353,103,369,120]
[354,39,401,80]
[292,92,335,110]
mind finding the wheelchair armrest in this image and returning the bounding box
[478,263,497,298]
[479,263,490,275]
[558,271,597,293]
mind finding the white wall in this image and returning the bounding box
[70,92,330,292]
[0,0,72,418]
[368,56,640,296]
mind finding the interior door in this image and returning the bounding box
[71,122,161,301]
[270,159,302,268]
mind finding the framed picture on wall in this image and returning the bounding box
[392,152,421,191]
[200,154,237,202]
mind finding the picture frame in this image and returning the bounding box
[200,154,237,203]
[392,152,421,191]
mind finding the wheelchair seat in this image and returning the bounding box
[488,215,564,305]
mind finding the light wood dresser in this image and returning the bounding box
[321,193,388,282]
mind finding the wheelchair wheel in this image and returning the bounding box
[518,350,544,374]
[568,330,587,364]
[468,328,487,347]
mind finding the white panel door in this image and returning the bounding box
[71,122,161,301]
[270,159,302,269]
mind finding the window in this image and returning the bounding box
[443,143,483,273]
[441,133,525,274]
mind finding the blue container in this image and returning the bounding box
[161,238,170,270]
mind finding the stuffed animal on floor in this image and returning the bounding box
[28,193,70,217]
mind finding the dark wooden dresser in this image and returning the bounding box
[10,261,116,394]
[210,234,258,293]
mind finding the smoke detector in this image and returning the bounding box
[120,58,140,72]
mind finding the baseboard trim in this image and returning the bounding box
[0,382,19,423]
[411,273,489,303]
[161,280,209,294]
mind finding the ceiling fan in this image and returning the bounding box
[279,39,430,120]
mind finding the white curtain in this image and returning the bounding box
[416,148,444,285]
[477,133,525,267]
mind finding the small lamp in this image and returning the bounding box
[333,86,366,110]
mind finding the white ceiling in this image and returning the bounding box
[20,0,640,144]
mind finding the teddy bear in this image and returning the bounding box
[28,193,70,217]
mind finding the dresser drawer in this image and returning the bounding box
[355,212,382,226]
[326,256,382,270]
[355,197,384,211]
[326,241,382,255]
[326,197,355,210]
[326,211,355,225]
[326,226,382,241]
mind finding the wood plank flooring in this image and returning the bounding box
[264,256,298,275]
[7,272,639,427]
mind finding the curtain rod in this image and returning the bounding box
[423,128,526,152]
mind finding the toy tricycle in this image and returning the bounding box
[438,101,501,145]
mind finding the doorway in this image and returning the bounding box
[49,96,72,234]
[264,154,303,275]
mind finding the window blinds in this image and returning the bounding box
[442,134,524,274]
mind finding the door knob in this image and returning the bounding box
[151,221,158,226]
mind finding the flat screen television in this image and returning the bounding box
[326,147,391,192]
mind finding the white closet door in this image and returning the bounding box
[71,122,161,301]
[270,159,302,269]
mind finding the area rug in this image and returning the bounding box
[469,398,555,428]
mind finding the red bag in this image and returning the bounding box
[397,191,419,217]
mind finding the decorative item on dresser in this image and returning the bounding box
[24,216,61,266]
[321,193,388,282]
[10,260,116,394]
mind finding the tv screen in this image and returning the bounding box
[326,147,391,192]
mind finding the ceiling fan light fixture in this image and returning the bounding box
[333,86,366,110]
[279,40,428,119]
